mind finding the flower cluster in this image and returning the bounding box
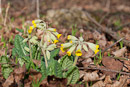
[60,35,99,56]
[28,20,46,34]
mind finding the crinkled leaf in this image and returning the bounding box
[13,35,29,59]
[50,48,60,59]
[16,28,24,33]
[0,56,13,79]
[65,66,79,84]
[47,59,62,78]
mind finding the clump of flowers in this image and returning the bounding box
[61,35,99,56]
[25,19,99,67]
[61,35,99,66]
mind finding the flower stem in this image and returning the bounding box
[40,32,48,68]
[29,41,32,61]
[42,48,48,68]
[73,56,79,66]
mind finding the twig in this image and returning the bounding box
[99,12,109,24]
[36,0,40,19]
[79,66,130,76]
[85,12,130,47]
[4,3,10,26]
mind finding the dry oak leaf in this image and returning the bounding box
[83,71,99,82]
[82,58,92,68]
[112,47,127,57]
[102,57,123,78]
[111,76,128,87]
[104,76,112,84]
[14,65,26,85]
[2,74,14,87]
[92,81,105,87]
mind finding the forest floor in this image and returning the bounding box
[0,0,130,87]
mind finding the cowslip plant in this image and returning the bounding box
[0,19,99,85]
[60,35,99,66]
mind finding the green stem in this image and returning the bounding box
[73,56,79,66]
[41,48,48,68]
[40,32,48,68]
[29,41,32,60]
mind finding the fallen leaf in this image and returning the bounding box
[79,71,86,78]
[2,74,14,87]
[14,65,26,85]
[92,81,105,87]
[104,76,112,84]
[112,47,127,57]
[33,59,41,67]
[111,76,128,87]
[82,58,92,67]
[102,57,123,78]
[83,71,99,81]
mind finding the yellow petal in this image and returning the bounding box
[75,50,82,56]
[30,26,33,30]
[60,47,65,52]
[70,41,73,43]
[53,40,59,44]
[32,20,35,24]
[33,23,37,28]
[95,49,99,54]
[67,51,71,56]
[28,29,32,34]
[57,34,62,39]
[67,35,70,39]
[96,45,99,49]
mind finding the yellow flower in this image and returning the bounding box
[60,47,65,52]
[32,20,35,24]
[28,29,32,34]
[94,45,99,54]
[53,40,59,44]
[53,29,56,32]
[48,40,50,42]
[67,51,71,56]
[67,35,71,39]
[33,23,37,28]
[70,41,72,43]
[96,45,99,49]
[95,49,99,54]
[57,34,62,39]
[30,26,33,30]
[75,49,82,56]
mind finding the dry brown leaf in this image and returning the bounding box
[102,57,123,78]
[14,65,26,85]
[2,74,14,87]
[79,71,86,78]
[33,59,41,67]
[83,71,99,81]
[92,81,105,87]
[112,47,127,57]
[83,49,93,58]
[93,30,107,47]
[111,76,128,87]
[104,76,112,84]
[82,58,92,67]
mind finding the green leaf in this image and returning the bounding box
[16,28,24,33]
[65,66,79,84]
[47,59,62,78]
[40,61,47,80]
[13,35,29,58]
[0,56,13,79]
[60,55,74,70]
[50,48,60,59]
